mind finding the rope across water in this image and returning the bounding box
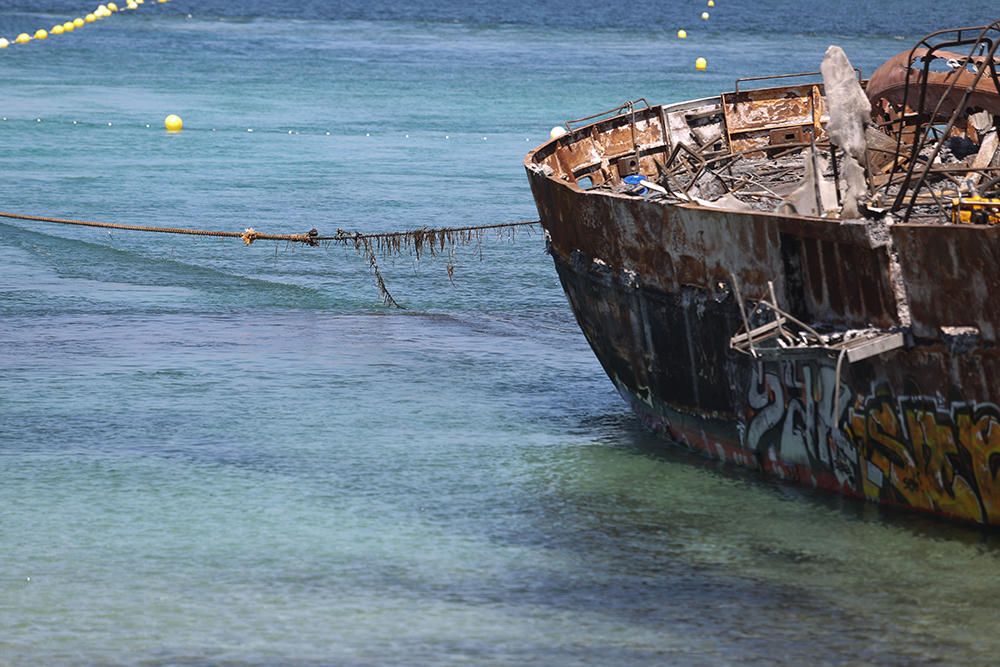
[0,210,539,245]
[0,210,321,245]
[0,209,542,307]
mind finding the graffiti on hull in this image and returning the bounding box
[744,361,859,490]
[845,394,1000,524]
[744,360,1000,524]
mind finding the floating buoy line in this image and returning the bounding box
[0,210,540,308]
[675,0,721,71]
[0,0,166,49]
[0,115,535,143]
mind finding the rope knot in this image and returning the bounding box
[242,227,258,245]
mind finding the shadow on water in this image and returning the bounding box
[269,408,995,666]
[579,410,1000,548]
[420,409,1000,664]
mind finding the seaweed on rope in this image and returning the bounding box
[328,220,539,308]
[0,209,541,308]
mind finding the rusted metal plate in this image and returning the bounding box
[723,87,820,131]
[787,232,898,329]
[867,48,1000,119]
[723,84,827,154]
[890,224,1000,341]
[529,167,899,329]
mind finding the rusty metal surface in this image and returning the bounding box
[542,106,666,183]
[528,168,899,329]
[890,223,1000,340]
[722,83,826,155]
[866,24,1000,221]
[524,40,1000,524]
[548,236,1000,525]
[866,48,1000,121]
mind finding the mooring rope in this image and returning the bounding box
[0,209,542,307]
[0,210,539,246]
[0,210,321,246]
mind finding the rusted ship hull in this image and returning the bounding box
[531,169,1000,525]
[525,24,1000,525]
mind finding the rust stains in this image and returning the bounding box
[522,20,1000,524]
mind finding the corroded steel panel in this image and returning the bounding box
[530,169,788,298]
[867,48,1000,120]
[788,232,898,328]
[723,84,826,154]
[724,87,822,131]
[890,224,1000,341]
[529,169,899,329]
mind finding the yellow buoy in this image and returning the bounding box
[51,24,65,35]
[15,32,31,44]
[63,21,76,32]
[695,57,708,71]
[701,11,710,20]
[708,0,715,6]
[95,6,110,19]
[108,2,119,11]
[164,114,183,132]
[34,29,48,40]
[677,29,687,39]
[85,14,96,23]
[0,38,9,49]
[74,18,86,28]
[127,1,138,8]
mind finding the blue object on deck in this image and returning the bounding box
[623,174,647,195]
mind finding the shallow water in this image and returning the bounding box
[3,1,1000,665]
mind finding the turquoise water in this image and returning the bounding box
[3,2,1000,664]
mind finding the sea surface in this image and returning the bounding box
[2,2,1000,665]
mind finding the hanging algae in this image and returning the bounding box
[328,221,538,307]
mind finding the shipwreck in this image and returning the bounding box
[525,21,1000,525]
